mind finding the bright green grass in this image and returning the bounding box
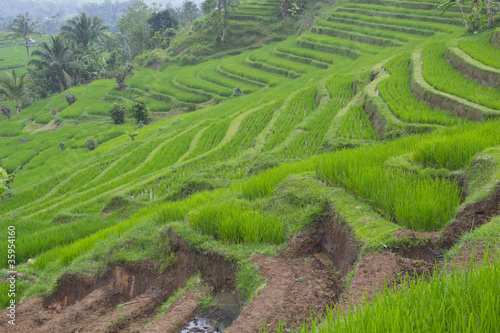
[317,134,461,231]
[0,216,117,267]
[198,61,260,94]
[247,44,321,74]
[174,65,233,97]
[380,53,463,125]
[422,43,500,110]
[412,121,500,170]
[281,255,500,332]
[316,20,419,42]
[278,75,355,158]
[131,68,209,104]
[328,11,458,33]
[264,86,317,151]
[184,118,233,160]
[299,33,385,54]
[275,37,347,64]
[325,15,435,36]
[337,104,380,140]
[457,31,500,69]
[189,201,284,244]
[342,3,459,19]
[219,53,286,86]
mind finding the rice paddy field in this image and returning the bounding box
[0,0,499,331]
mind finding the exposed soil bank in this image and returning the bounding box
[0,230,236,333]
[228,209,360,332]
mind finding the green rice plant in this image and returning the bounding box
[316,135,462,231]
[380,53,463,125]
[175,66,233,97]
[240,159,316,199]
[197,62,260,94]
[135,125,202,174]
[146,69,210,104]
[299,33,385,54]
[189,201,284,244]
[342,2,459,19]
[322,16,434,36]
[32,215,138,270]
[264,87,317,151]
[142,97,172,112]
[278,74,355,158]
[337,104,380,140]
[0,281,23,309]
[316,20,418,42]
[275,37,346,64]
[247,45,321,74]
[412,121,500,170]
[328,11,458,33]
[0,121,25,137]
[184,118,232,160]
[458,31,500,69]
[2,149,38,173]
[277,254,500,332]
[34,112,52,124]
[0,216,116,267]
[422,43,500,110]
[337,3,462,25]
[219,54,285,87]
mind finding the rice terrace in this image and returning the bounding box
[0,0,499,331]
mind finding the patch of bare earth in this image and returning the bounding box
[228,254,340,332]
[143,287,212,333]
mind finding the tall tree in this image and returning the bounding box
[5,13,41,62]
[201,0,216,16]
[0,70,31,114]
[29,35,79,93]
[179,1,201,26]
[61,12,109,51]
[117,0,152,58]
[148,9,178,36]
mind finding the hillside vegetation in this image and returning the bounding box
[0,0,499,331]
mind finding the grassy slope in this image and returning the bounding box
[1,0,500,330]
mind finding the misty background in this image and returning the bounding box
[0,0,202,33]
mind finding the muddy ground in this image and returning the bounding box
[2,189,498,333]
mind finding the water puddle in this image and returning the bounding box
[181,291,240,332]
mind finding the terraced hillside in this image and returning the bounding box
[0,0,499,332]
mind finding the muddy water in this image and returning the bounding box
[181,291,240,332]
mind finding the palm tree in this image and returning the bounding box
[5,13,41,62]
[61,12,109,51]
[29,35,79,93]
[0,70,31,114]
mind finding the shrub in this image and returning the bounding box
[131,97,151,124]
[59,142,65,150]
[85,137,98,151]
[109,103,126,124]
[65,92,78,105]
[0,106,11,119]
[232,86,244,97]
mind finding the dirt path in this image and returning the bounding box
[227,253,340,332]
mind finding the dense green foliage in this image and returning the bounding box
[1,0,499,331]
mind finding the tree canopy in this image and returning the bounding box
[61,12,109,50]
[5,13,41,61]
[0,70,31,114]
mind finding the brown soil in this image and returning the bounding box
[393,230,442,261]
[340,253,399,308]
[228,211,359,332]
[441,185,500,248]
[143,287,212,333]
[0,230,236,333]
[4,188,498,332]
[227,253,340,332]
